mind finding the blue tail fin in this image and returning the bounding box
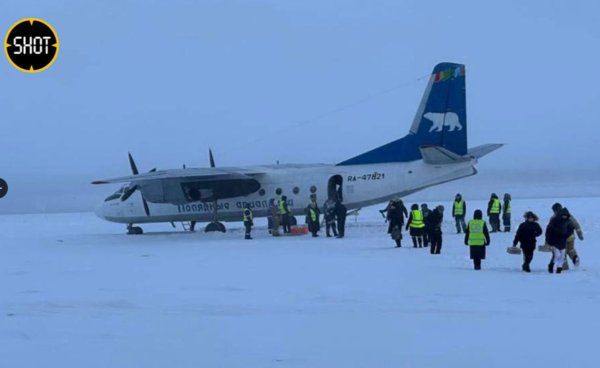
[338,62,467,165]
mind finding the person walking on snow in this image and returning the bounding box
[464,209,491,270]
[452,193,467,233]
[387,199,405,247]
[421,203,432,247]
[323,199,338,238]
[545,208,575,274]
[335,201,347,238]
[406,204,425,248]
[512,211,543,272]
[425,205,444,254]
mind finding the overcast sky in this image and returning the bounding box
[1,0,599,214]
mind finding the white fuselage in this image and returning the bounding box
[95,158,477,225]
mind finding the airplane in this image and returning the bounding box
[92,62,502,235]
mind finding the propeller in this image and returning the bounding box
[209,148,215,168]
[121,152,151,216]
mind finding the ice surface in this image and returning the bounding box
[1,197,598,368]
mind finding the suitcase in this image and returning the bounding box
[289,225,309,235]
[507,246,522,255]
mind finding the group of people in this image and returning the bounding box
[242,194,348,239]
[382,199,445,254]
[512,203,584,274]
[380,194,585,273]
[304,194,348,238]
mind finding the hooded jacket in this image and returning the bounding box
[513,212,543,249]
[546,208,575,250]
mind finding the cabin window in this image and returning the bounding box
[259,189,266,196]
[310,186,317,193]
[276,188,283,195]
[293,187,300,195]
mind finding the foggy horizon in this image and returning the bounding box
[1,0,599,215]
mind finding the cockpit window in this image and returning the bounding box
[104,185,127,202]
[104,194,121,202]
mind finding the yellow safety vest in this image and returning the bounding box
[243,209,253,222]
[309,208,317,222]
[468,220,486,246]
[490,199,500,214]
[506,200,511,214]
[454,200,464,216]
[410,210,425,228]
[279,200,289,214]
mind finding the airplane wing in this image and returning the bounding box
[92,167,264,184]
[92,167,266,205]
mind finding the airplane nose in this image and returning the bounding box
[94,202,105,220]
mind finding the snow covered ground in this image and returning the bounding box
[1,197,599,368]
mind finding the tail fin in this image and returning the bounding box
[338,62,467,165]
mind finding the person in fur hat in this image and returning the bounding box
[512,211,543,272]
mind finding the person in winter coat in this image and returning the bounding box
[243,207,254,240]
[545,203,584,270]
[503,193,512,232]
[425,205,444,254]
[280,196,291,234]
[452,193,467,234]
[545,208,575,274]
[421,204,432,247]
[487,193,502,233]
[406,204,425,248]
[270,201,281,237]
[464,209,491,270]
[563,212,584,270]
[323,199,338,237]
[335,201,347,238]
[387,199,406,247]
[306,202,320,237]
[512,211,543,272]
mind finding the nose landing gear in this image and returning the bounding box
[126,224,144,235]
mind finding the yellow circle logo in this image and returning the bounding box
[4,18,59,73]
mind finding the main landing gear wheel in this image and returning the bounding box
[127,225,144,235]
[204,222,226,233]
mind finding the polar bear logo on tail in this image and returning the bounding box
[424,112,463,132]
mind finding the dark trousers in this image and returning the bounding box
[503,213,511,232]
[430,231,442,254]
[489,213,501,232]
[281,214,291,233]
[455,216,467,233]
[244,222,252,239]
[523,248,534,266]
[326,221,338,237]
[337,216,346,237]
[473,259,482,270]
[309,221,319,237]
[423,231,430,247]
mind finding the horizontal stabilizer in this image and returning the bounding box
[467,144,504,159]
[420,145,471,165]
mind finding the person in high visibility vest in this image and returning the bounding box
[243,207,254,240]
[279,195,291,234]
[502,193,512,232]
[452,193,467,234]
[464,209,491,270]
[405,204,425,248]
[487,193,502,233]
[306,201,320,237]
